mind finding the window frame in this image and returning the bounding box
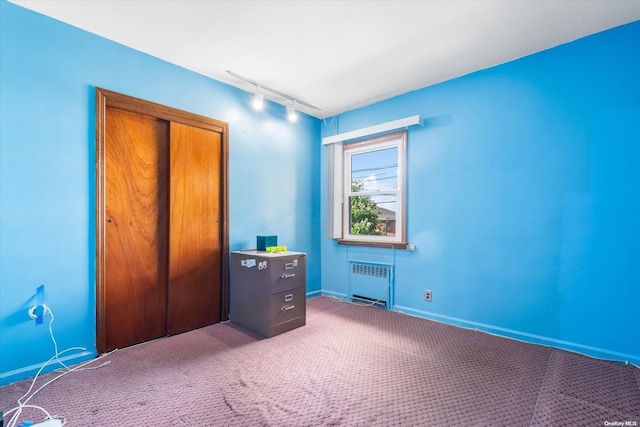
[334,131,407,248]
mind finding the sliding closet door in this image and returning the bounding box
[97,88,229,355]
[168,122,222,335]
[104,107,170,351]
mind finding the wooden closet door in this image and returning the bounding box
[97,88,229,354]
[168,122,222,335]
[104,107,169,351]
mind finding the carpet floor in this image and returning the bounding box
[1,296,639,426]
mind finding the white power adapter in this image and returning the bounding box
[27,304,50,320]
[32,420,63,427]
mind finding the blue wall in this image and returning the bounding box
[0,0,321,385]
[321,21,640,364]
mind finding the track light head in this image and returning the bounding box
[287,102,298,122]
[252,86,264,110]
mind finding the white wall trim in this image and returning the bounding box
[322,115,422,145]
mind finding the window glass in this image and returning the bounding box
[348,193,396,236]
[350,147,398,193]
[338,131,406,246]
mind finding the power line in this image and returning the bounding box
[352,163,397,173]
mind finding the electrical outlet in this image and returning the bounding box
[424,289,432,302]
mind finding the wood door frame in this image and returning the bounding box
[96,88,230,354]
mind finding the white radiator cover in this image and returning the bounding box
[349,262,393,308]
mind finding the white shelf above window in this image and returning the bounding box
[322,115,423,145]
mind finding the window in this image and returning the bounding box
[329,131,407,247]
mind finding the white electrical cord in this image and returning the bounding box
[4,305,115,427]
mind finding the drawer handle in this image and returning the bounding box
[281,273,296,279]
[281,304,295,311]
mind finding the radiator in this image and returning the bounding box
[349,262,392,308]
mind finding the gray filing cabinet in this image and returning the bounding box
[230,250,306,337]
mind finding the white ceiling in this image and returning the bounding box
[10,0,640,118]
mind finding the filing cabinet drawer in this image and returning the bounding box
[270,287,305,326]
[270,255,306,293]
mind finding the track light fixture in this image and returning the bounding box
[226,70,321,121]
[252,86,264,110]
[286,101,298,122]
